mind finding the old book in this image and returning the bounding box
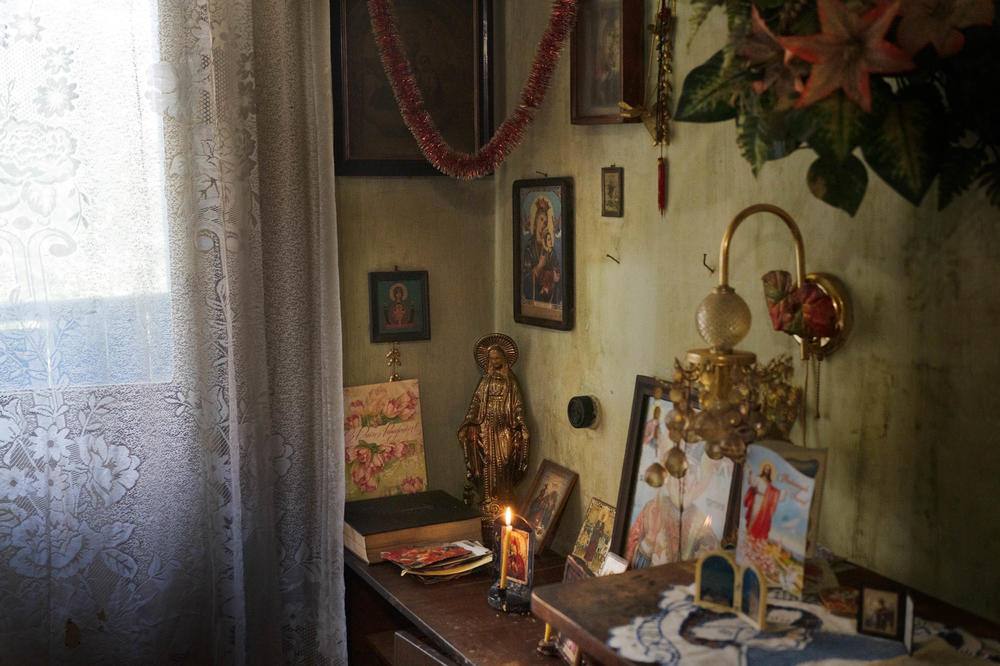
[344,490,481,564]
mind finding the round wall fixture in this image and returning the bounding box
[567,395,599,429]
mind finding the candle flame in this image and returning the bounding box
[703,515,712,529]
[505,507,512,526]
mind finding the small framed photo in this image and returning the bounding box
[570,0,643,124]
[601,166,624,217]
[513,177,574,330]
[858,585,912,644]
[519,459,578,552]
[610,376,739,568]
[571,497,616,574]
[368,271,430,343]
[556,555,593,665]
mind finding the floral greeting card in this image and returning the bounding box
[343,379,427,500]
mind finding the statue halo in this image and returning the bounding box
[473,333,518,371]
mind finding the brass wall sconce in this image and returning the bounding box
[661,204,852,478]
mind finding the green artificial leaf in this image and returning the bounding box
[688,0,725,44]
[801,90,879,161]
[738,109,770,175]
[755,95,803,160]
[861,84,945,205]
[939,24,1000,146]
[675,49,749,123]
[807,154,868,216]
[937,145,986,210]
[978,163,1000,207]
[724,0,753,37]
[735,93,801,172]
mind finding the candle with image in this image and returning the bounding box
[499,507,512,589]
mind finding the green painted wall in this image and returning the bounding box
[338,1,1000,623]
[336,178,494,496]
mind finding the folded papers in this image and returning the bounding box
[381,540,493,583]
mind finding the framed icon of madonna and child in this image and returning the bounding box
[368,270,430,343]
[513,178,574,330]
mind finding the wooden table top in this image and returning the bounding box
[531,559,1000,666]
[346,549,566,666]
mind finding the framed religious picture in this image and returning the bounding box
[368,271,431,343]
[519,459,578,552]
[858,585,913,647]
[571,497,616,574]
[332,0,493,176]
[601,166,623,217]
[610,375,740,569]
[513,177,574,330]
[570,0,643,124]
[556,555,593,665]
[694,550,768,630]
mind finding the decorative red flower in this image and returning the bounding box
[367,449,386,473]
[353,446,371,465]
[401,476,425,494]
[740,6,807,100]
[793,283,838,338]
[779,0,914,112]
[350,464,377,492]
[762,270,797,331]
[896,0,994,56]
[761,270,838,339]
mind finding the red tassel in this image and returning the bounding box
[658,157,666,214]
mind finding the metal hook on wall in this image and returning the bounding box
[702,253,715,274]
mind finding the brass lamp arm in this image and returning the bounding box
[719,204,805,289]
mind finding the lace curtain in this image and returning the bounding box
[0,0,345,662]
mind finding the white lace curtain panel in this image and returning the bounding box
[0,0,346,662]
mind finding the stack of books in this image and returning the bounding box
[381,540,493,583]
[343,489,482,564]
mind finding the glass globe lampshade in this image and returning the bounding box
[695,285,752,351]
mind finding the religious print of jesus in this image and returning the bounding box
[735,443,816,597]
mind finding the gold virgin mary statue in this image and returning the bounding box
[458,333,529,527]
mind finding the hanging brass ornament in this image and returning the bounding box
[619,0,675,214]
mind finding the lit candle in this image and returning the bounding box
[499,507,512,589]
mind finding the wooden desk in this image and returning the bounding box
[531,560,1000,666]
[345,550,565,665]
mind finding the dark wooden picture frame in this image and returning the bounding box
[610,375,741,568]
[368,270,431,343]
[556,555,593,665]
[332,0,493,176]
[513,177,574,330]
[519,459,577,553]
[570,0,643,124]
[601,165,624,217]
[857,585,908,641]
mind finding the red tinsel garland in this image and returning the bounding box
[367,0,577,179]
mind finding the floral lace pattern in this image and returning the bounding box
[0,1,343,662]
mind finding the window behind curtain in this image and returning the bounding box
[0,1,172,390]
